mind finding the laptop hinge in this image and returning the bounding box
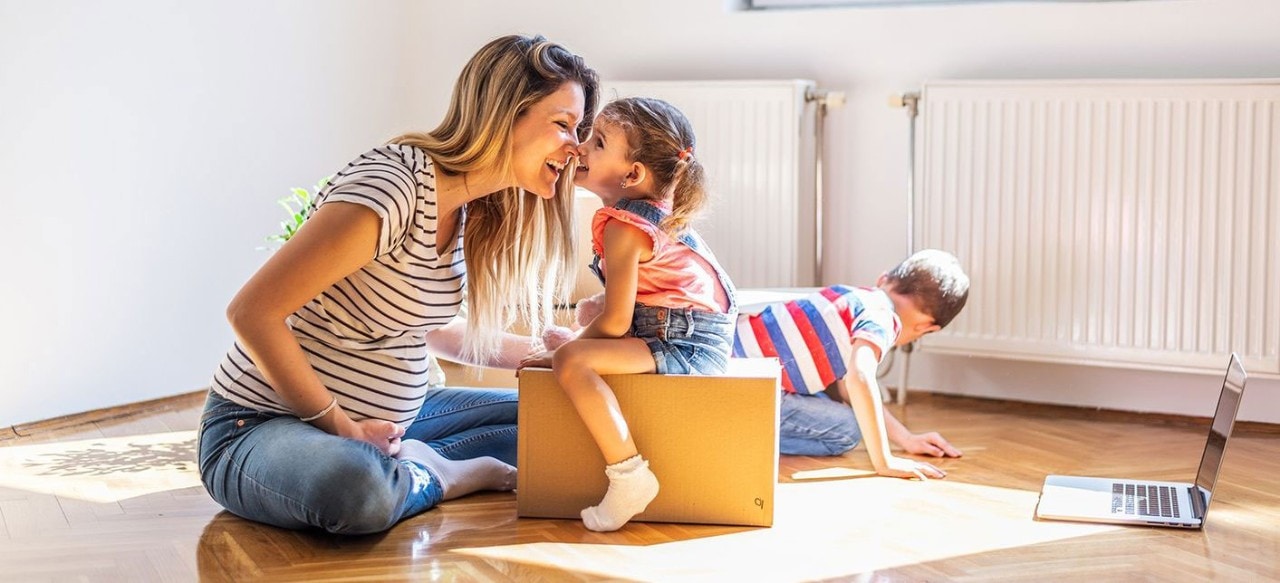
[1188,486,1207,520]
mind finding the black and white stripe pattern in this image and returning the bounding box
[211,145,465,425]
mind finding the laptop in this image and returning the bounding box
[1034,353,1247,528]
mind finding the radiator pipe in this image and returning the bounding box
[891,91,921,258]
[889,91,921,405]
[805,88,845,285]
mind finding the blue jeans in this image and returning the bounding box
[779,391,863,456]
[631,304,736,375]
[196,387,517,534]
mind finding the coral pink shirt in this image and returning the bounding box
[591,201,730,313]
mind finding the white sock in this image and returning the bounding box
[581,455,659,532]
[396,439,516,501]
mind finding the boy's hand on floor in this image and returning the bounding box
[878,455,947,480]
[900,431,963,458]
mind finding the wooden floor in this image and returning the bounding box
[2,391,1278,582]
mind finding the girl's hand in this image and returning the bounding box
[519,350,555,370]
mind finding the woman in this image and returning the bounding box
[197,34,599,535]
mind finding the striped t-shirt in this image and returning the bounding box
[211,144,465,426]
[732,285,900,395]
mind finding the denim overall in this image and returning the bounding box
[589,198,739,375]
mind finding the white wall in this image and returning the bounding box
[410,0,1280,422]
[0,0,428,426]
[4,0,1278,426]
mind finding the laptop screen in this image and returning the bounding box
[1193,354,1248,496]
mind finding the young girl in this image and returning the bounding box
[521,97,738,532]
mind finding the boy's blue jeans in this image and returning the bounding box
[779,391,863,456]
[197,387,517,534]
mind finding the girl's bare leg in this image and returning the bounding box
[553,338,660,531]
[552,338,655,462]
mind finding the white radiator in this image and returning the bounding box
[915,80,1280,377]
[599,80,818,288]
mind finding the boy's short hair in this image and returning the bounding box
[883,249,970,329]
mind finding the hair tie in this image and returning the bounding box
[677,146,694,161]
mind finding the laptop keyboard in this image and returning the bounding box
[1111,483,1182,518]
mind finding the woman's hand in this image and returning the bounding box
[519,349,555,370]
[314,408,405,456]
[339,417,407,456]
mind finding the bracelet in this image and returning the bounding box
[299,396,338,423]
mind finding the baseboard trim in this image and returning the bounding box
[911,391,1280,436]
[7,388,209,438]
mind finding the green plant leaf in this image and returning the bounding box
[263,176,329,249]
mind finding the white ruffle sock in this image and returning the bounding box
[581,454,659,532]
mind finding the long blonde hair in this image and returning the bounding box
[392,34,599,363]
[597,97,707,236]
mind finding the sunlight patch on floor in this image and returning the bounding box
[0,430,200,503]
[455,478,1120,581]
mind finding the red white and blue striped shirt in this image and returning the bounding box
[732,286,900,395]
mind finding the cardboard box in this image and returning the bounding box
[517,358,781,527]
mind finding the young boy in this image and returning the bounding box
[732,249,970,480]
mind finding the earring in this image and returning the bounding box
[620,180,629,189]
